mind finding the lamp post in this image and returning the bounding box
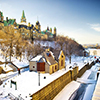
[38,71,40,86]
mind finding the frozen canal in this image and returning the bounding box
[54,63,100,100]
[68,63,100,100]
[68,83,87,100]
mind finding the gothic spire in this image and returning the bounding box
[22,10,25,18]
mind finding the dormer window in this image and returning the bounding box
[46,53,51,57]
[62,55,63,58]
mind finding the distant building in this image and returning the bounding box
[0,10,57,40]
[29,49,65,74]
[89,48,100,56]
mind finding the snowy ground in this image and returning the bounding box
[54,81,81,100]
[0,64,13,72]
[0,48,98,100]
[65,55,96,70]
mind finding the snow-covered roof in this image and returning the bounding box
[85,49,90,53]
[13,61,29,69]
[14,27,18,29]
[18,22,27,26]
[43,50,57,65]
[0,64,13,72]
[58,50,63,59]
[30,55,42,61]
[50,51,55,59]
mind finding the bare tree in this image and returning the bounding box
[56,35,68,50]
[66,39,81,63]
[1,25,23,62]
[34,42,44,56]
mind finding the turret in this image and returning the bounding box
[54,27,56,34]
[47,26,49,31]
[0,11,4,22]
[35,21,41,33]
[53,27,56,40]
[28,22,31,27]
[6,17,8,22]
[50,28,52,33]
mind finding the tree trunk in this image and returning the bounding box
[10,41,12,62]
[69,56,71,64]
[5,53,7,67]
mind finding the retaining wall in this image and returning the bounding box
[31,67,78,100]
[31,61,95,100]
[77,63,89,78]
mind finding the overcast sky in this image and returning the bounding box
[0,0,100,44]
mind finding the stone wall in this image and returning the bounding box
[31,61,95,100]
[31,67,78,100]
[77,63,88,78]
[78,61,95,78]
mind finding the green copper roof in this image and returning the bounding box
[1,12,3,17]
[54,27,56,29]
[4,20,8,26]
[41,31,45,35]
[22,10,25,18]
[45,30,48,32]
[49,32,53,36]
[3,19,17,26]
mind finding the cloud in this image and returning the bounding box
[91,27,100,32]
[88,23,100,32]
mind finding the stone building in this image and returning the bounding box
[29,49,65,74]
[0,10,57,40]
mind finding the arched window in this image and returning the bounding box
[61,60,63,66]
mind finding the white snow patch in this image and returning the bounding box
[0,64,13,72]
[30,55,42,61]
[54,81,80,100]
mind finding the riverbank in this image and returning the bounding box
[54,63,100,100]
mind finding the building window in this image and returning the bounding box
[33,66,35,68]
[52,66,54,73]
[46,53,51,57]
[55,65,57,70]
[61,60,63,66]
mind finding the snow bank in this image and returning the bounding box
[54,81,80,100]
[92,73,100,100]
